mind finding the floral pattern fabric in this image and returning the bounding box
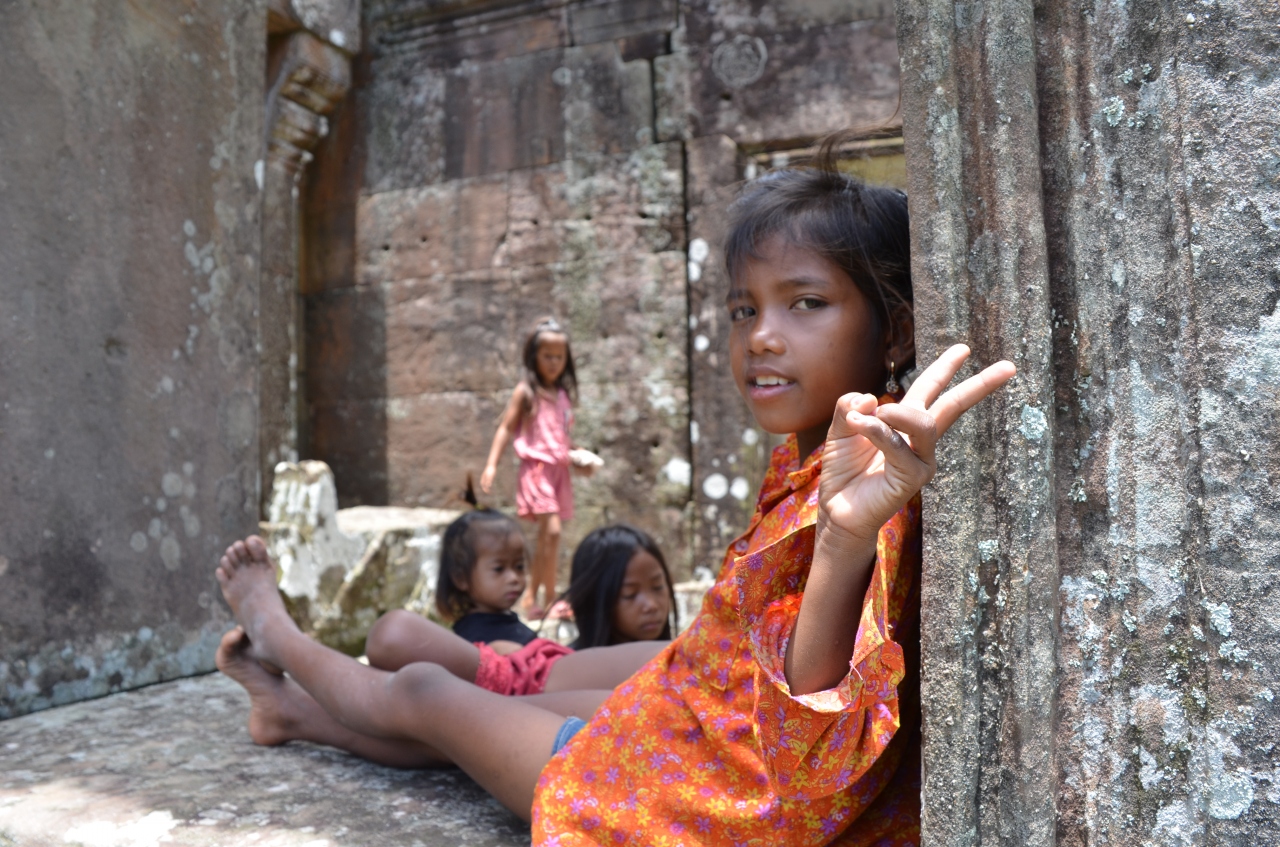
[532,433,922,846]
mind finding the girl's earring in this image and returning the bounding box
[885,360,901,395]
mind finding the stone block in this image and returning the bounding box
[654,46,693,142]
[261,461,460,655]
[357,174,511,283]
[442,49,567,179]
[562,41,655,159]
[0,1,262,718]
[385,270,520,397]
[363,59,447,194]
[568,0,676,45]
[304,285,388,407]
[371,0,568,68]
[617,30,670,62]
[681,12,900,145]
[306,398,389,508]
[385,389,513,509]
[501,144,686,268]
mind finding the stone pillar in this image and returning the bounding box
[896,0,1280,842]
[259,3,356,511]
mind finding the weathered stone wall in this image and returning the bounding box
[0,2,265,718]
[303,0,903,577]
[897,0,1279,842]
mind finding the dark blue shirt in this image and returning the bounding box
[452,611,538,645]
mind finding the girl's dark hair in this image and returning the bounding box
[435,509,521,621]
[522,317,578,403]
[562,524,677,649]
[724,132,915,375]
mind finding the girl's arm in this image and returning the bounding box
[784,345,1016,695]
[480,384,531,494]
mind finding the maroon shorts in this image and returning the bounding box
[473,638,574,696]
[516,459,573,522]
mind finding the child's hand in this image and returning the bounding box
[817,345,1016,549]
[479,465,497,494]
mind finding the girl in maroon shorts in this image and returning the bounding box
[480,318,580,619]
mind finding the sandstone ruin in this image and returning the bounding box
[1,0,1275,844]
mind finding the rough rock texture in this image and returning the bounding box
[896,0,1279,842]
[302,0,904,580]
[0,2,264,719]
[261,461,458,655]
[0,673,528,846]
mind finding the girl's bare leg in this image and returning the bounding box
[216,536,603,819]
[365,609,482,674]
[217,626,448,768]
[529,512,561,612]
[543,640,668,692]
[368,607,667,690]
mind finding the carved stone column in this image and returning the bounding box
[897,0,1280,843]
[260,4,356,511]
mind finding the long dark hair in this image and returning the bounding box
[562,524,677,649]
[521,317,578,403]
[724,132,915,376]
[435,509,521,621]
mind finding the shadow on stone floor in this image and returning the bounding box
[0,673,530,846]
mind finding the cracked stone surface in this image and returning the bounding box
[0,673,529,847]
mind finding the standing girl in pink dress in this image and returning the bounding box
[480,318,578,619]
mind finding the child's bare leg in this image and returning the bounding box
[220,626,608,762]
[365,609,481,674]
[216,536,590,818]
[530,512,561,611]
[542,639,668,692]
[365,609,654,690]
[217,627,447,767]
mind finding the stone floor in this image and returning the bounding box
[0,673,530,847]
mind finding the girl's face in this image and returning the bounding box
[458,527,527,614]
[612,549,672,642]
[534,333,568,386]
[727,234,889,460]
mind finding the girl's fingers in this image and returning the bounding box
[826,392,881,441]
[901,344,974,410]
[873,404,938,469]
[841,409,930,484]
[928,360,1018,436]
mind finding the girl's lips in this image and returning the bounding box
[746,376,796,401]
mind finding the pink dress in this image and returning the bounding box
[513,387,574,521]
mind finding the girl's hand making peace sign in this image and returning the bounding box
[817,344,1017,550]
[786,345,1016,696]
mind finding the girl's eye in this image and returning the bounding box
[794,297,825,311]
[728,305,754,321]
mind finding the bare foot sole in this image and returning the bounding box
[215,627,297,747]
[215,535,294,666]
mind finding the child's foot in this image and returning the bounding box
[215,627,301,747]
[214,535,295,669]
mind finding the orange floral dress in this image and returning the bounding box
[532,435,922,846]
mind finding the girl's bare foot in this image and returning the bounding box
[214,535,294,669]
[215,627,301,747]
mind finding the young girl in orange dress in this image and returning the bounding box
[481,318,579,619]
[213,150,1016,846]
